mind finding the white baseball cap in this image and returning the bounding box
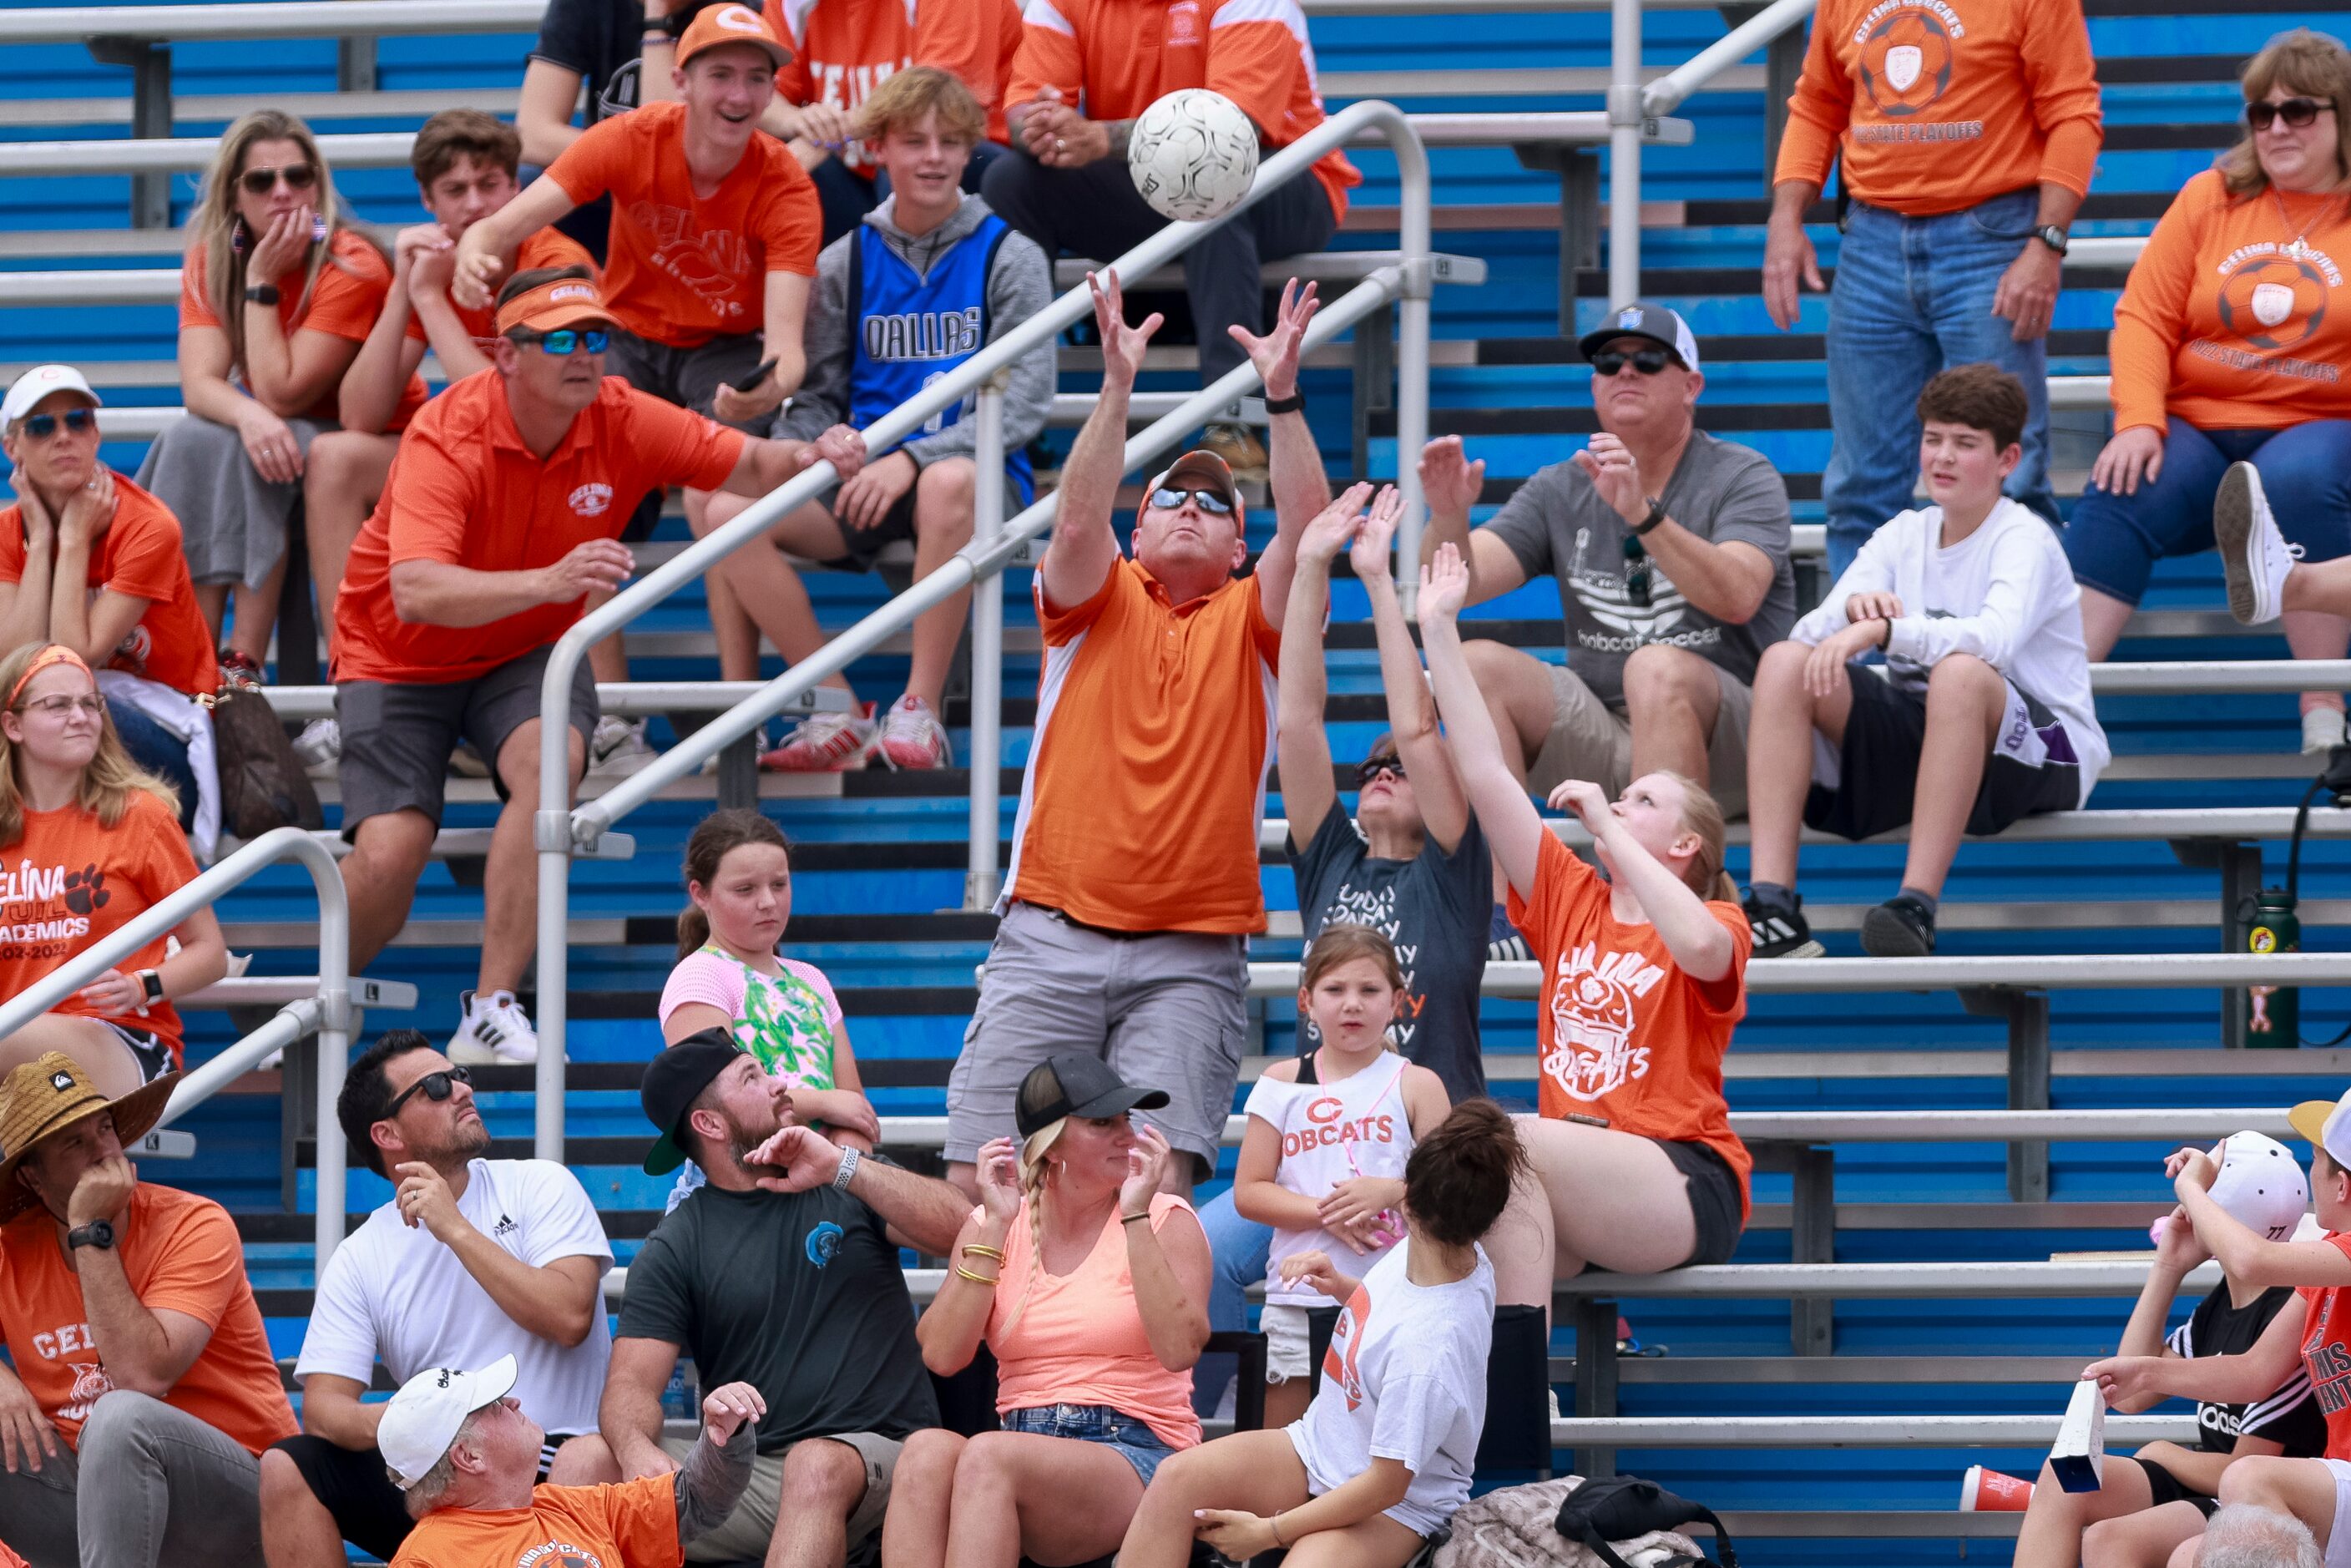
[2290,1089,2351,1172]
[2208,1130,2310,1242]
[1,366,100,429]
[377,1353,518,1489]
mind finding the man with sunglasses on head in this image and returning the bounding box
[1416,304,1795,839]
[258,1029,615,1568]
[942,269,1324,1206]
[330,267,865,1070]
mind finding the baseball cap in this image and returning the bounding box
[492,275,620,339]
[2290,1088,2351,1171]
[676,3,793,69]
[2,366,101,429]
[1143,449,1245,522]
[1577,302,1701,374]
[2207,1130,2310,1242]
[1014,1054,1169,1140]
[640,1028,750,1174]
[377,1353,518,1489]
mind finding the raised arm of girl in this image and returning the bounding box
[1356,494,1470,854]
[1418,543,1545,900]
[1277,484,1375,844]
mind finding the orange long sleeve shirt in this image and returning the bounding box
[1774,0,2103,216]
[2109,168,2351,434]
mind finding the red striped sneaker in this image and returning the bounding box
[760,701,878,771]
[877,695,951,770]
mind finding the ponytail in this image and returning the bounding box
[1662,772,1735,903]
[1403,1099,1529,1247]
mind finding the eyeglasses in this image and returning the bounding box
[383,1064,473,1118]
[516,329,611,357]
[1145,486,1235,516]
[18,693,103,717]
[2249,98,2329,130]
[239,162,319,196]
[18,409,94,440]
[1590,347,1675,378]
[1356,755,1405,786]
[1621,532,1653,609]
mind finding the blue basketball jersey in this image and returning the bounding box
[847,214,1033,505]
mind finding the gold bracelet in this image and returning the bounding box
[953,1264,1000,1286]
[961,1242,1006,1262]
[1120,1211,1152,1225]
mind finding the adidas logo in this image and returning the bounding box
[493,1214,518,1237]
[1751,915,1800,943]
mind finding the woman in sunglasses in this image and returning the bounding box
[0,642,226,1102]
[139,109,419,687]
[2065,28,2351,754]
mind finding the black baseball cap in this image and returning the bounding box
[1575,301,1701,372]
[1015,1054,1170,1139]
[640,1029,748,1174]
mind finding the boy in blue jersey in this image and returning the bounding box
[695,65,1056,772]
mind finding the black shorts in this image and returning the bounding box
[99,1020,174,1085]
[1803,665,2081,842]
[2136,1454,2220,1517]
[824,484,923,573]
[1659,1138,1743,1267]
[334,645,599,833]
[271,1429,583,1560]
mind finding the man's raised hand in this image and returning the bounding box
[1228,278,1318,400]
[1416,436,1484,522]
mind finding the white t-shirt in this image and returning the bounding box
[1287,1239,1494,1538]
[1241,1053,1418,1307]
[295,1158,614,1437]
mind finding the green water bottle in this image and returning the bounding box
[2242,888,2301,1049]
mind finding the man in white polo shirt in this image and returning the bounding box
[255,1030,614,1567]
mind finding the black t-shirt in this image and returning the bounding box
[1287,802,1491,1104]
[2166,1282,2325,1455]
[530,0,646,128]
[618,1179,939,1450]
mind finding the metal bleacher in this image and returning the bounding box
[3,0,2345,1561]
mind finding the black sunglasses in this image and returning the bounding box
[384,1064,473,1118]
[1146,485,1235,516]
[18,409,94,440]
[516,328,611,357]
[1357,754,1405,786]
[1621,532,1653,609]
[2248,97,2329,131]
[239,162,319,195]
[1591,347,1674,378]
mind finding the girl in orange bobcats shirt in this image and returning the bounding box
[0,644,225,1103]
[1418,543,1752,1313]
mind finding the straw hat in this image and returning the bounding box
[0,1052,178,1222]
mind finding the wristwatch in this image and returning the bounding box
[1261,390,1306,416]
[1632,497,1668,537]
[137,969,164,1006]
[245,283,280,306]
[2033,225,2070,257]
[67,1222,114,1252]
[832,1146,862,1192]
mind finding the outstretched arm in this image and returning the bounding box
[1418,543,1545,899]
[2175,1144,2351,1290]
[1231,280,1324,631]
[1354,491,1469,852]
[1555,778,1734,983]
[1278,483,1374,847]
[2088,1299,2307,1410]
[1040,271,1156,612]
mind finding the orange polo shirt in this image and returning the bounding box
[332,369,745,685]
[2109,169,2351,434]
[1003,556,1279,934]
[406,226,598,352]
[777,0,1024,159]
[179,230,429,429]
[1774,0,2102,216]
[1007,0,1361,223]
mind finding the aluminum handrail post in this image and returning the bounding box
[1386,105,1434,614]
[1641,0,1818,116]
[1607,0,1643,306]
[965,371,1011,912]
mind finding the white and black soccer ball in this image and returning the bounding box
[1127,89,1260,223]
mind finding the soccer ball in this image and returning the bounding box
[1128,89,1260,223]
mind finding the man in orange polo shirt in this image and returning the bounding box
[1763,0,2101,576]
[943,270,1322,1201]
[982,0,1358,477]
[331,269,862,1068]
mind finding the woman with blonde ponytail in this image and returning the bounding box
[884,1055,1211,1568]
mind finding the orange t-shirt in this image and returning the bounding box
[0,792,199,1063]
[1773,0,2102,216]
[1506,832,1753,1218]
[2299,1233,2351,1459]
[333,370,745,685]
[390,1475,680,1568]
[1004,558,1278,934]
[2109,169,2351,434]
[777,0,1024,157]
[544,100,824,348]
[0,474,219,701]
[1007,0,1361,222]
[984,1191,1204,1449]
[178,229,430,429]
[0,1185,298,1454]
[406,226,599,352]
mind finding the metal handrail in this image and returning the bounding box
[528,99,1439,1158]
[0,827,353,1268]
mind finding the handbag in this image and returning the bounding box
[1555,1475,1736,1568]
[208,684,323,839]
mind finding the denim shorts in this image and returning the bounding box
[1001,1404,1177,1485]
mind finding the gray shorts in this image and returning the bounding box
[948,901,1249,1178]
[658,1429,902,1562]
[334,644,598,832]
[608,328,773,433]
[1527,659,1754,819]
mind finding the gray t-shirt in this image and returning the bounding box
[1480,431,1796,704]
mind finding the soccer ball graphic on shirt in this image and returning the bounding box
[1128,89,1261,223]
[1858,8,1955,116]
[2217,255,2328,352]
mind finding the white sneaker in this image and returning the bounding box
[447,989,538,1065]
[448,741,492,779]
[292,717,340,780]
[877,695,952,770]
[589,716,657,778]
[761,702,879,772]
[2308,708,2348,756]
[2216,461,2298,626]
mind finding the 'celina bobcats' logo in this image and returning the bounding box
[0,859,103,960]
[2216,243,2338,353]
[805,1220,844,1267]
[1855,1,1962,116]
[1321,1283,1372,1410]
[1544,943,1667,1103]
[1281,1095,1398,1159]
[513,1544,605,1568]
[568,483,613,518]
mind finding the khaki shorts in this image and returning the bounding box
[659,1429,902,1562]
[1526,660,1754,818]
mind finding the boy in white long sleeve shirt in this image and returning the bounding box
[1741,364,2107,959]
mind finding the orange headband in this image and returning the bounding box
[8,645,91,710]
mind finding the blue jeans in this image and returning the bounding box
[1000,1403,1177,1485]
[2065,419,2351,605]
[1823,188,2060,577]
[1190,1188,1273,1418]
[112,703,198,832]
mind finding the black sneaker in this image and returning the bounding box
[1860,894,1937,957]
[1743,891,1823,959]
[1487,904,1531,964]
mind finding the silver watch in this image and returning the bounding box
[832,1146,861,1192]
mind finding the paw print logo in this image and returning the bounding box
[63,866,109,916]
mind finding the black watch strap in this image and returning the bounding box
[1633,497,1668,536]
[139,969,164,1005]
[2035,224,2070,256]
[245,283,280,306]
[1261,390,1306,415]
[68,1222,114,1252]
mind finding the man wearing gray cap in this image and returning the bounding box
[1417,303,1796,825]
